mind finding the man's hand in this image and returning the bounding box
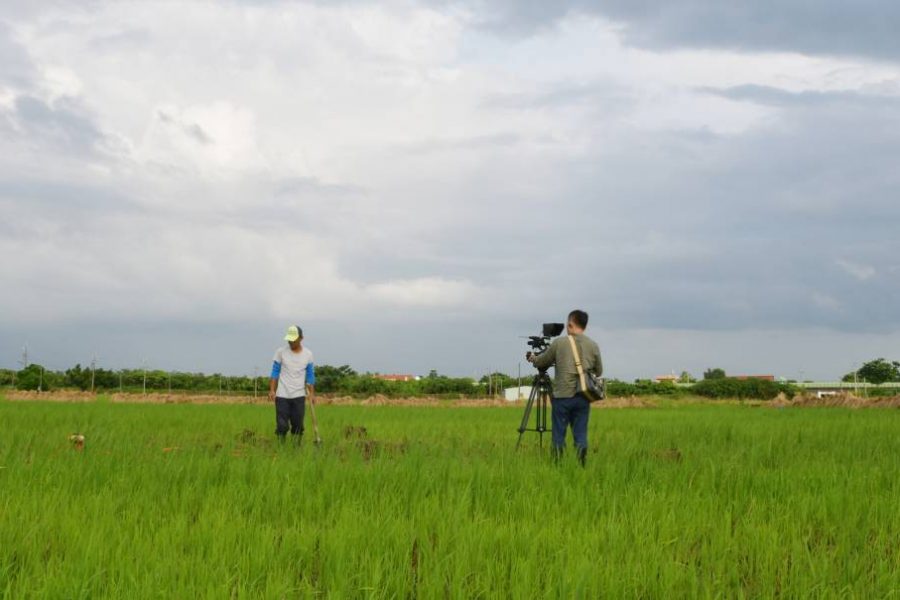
[526,352,535,363]
[268,390,276,403]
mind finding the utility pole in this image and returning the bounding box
[90,355,97,393]
[119,371,123,393]
[254,366,259,399]
[518,362,521,401]
[39,366,44,392]
[168,371,172,394]
[142,359,147,395]
[19,344,29,369]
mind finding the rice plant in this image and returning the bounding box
[1,399,899,598]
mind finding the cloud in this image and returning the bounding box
[447,0,900,61]
[700,84,900,108]
[836,259,877,282]
[366,277,482,308]
[0,20,35,87]
[8,95,104,152]
[1,1,899,379]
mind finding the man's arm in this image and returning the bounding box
[269,360,281,401]
[530,340,557,370]
[306,362,316,402]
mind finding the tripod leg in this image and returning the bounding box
[516,383,542,449]
[536,392,545,447]
[541,393,550,442]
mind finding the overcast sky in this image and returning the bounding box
[2,1,899,381]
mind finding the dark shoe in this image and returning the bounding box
[577,447,587,467]
[552,446,564,463]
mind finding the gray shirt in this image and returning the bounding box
[272,346,314,399]
[531,333,602,398]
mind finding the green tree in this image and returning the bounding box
[852,359,900,385]
[65,364,92,391]
[16,364,52,391]
[692,378,795,400]
[479,372,516,394]
[0,369,15,387]
[678,371,696,383]
[315,365,357,393]
[703,368,726,380]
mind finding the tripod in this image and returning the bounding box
[516,369,554,448]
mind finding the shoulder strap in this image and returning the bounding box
[567,335,588,394]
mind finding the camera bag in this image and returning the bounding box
[567,335,606,402]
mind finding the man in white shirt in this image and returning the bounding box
[269,325,316,441]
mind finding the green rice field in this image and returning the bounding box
[2,397,900,598]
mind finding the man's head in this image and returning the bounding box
[567,310,588,334]
[284,324,303,350]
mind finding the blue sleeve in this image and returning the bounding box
[270,360,281,379]
[306,362,316,386]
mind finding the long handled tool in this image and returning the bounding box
[307,385,323,446]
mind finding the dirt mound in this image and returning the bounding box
[597,396,657,409]
[342,425,368,439]
[652,447,683,463]
[5,390,97,402]
[6,390,649,408]
[355,395,508,407]
[770,392,792,408]
[769,392,900,409]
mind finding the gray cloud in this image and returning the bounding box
[155,110,214,145]
[450,0,900,61]
[700,84,900,108]
[2,1,899,381]
[482,81,633,112]
[0,21,34,87]
[3,95,106,154]
[87,28,152,51]
[397,132,523,154]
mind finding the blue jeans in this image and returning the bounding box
[551,396,590,450]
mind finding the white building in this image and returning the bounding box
[504,386,532,402]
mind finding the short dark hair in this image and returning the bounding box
[568,310,588,329]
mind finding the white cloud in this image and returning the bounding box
[366,277,482,308]
[1,1,899,375]
[137,102,265,175]
[812,293,842,311]
[836,259,876,281]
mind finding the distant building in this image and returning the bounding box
[654,375,678,383]
[374,374,416,382]
[504,386,532,402]
[731,375,775,381]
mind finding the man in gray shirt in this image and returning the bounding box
[528,309,602,465]
[269,325,316,441]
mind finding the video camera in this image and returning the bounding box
[527,322,565,353]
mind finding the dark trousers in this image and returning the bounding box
[275,396,306,437]
[551,396,590,450]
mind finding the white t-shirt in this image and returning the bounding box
[273,346,314,399]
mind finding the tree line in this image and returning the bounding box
[0,363,486,397]
[2,358,898,398]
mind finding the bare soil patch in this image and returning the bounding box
[768,392,900,409]
[2,390,514,407]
